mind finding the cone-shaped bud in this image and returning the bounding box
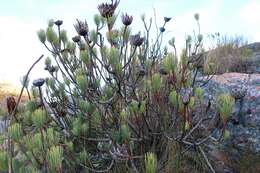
[186,35,192,43]
[130,100,139,113]
[120,124,131,142]
[94,14,101,27]
[195,87,204,101]
[89,30,97,43]
[60,29,68,43]
[169,90,178,106]
[46,27,58,43]
[48,19,54,27]
[79,99,90,113]
[151,73,162,92]
[162,53,176,74]
[45,57,51,67]
[120,109,127,122]
[168,37,175,47]
[76,75,88,92]
[108,47,120,66]
[37,29,46,43]
[188,97,195,109]
[72,117,82,136]
[197,34,203,42]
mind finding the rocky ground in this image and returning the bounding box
[201,73,260,173]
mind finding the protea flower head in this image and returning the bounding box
[130,33,144,46]
[72,35,81,43]
[121,13,133,26]
[33,78,45,87]
[164,17,171,22]
[230,85,247,100]
[98,0,120,18]
[54,20,63,26]
[194,13,200,21]
[159,27,165,33]
[137,65,146,76]
[180,88,192,105]
[74,19,89,36]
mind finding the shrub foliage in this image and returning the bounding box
[0,1,235,172]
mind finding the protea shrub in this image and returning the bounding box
[0,1,235,172]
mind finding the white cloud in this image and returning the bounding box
[239,0,260,42]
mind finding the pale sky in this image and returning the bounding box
[0,0,259,86]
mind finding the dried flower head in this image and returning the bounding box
[74,19,89,36]
[54,20,63,26]
[130,33,144,47]
[121,13,133,26]
[6,96,16,114]
[98,0,120,18]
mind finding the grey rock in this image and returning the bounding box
[200,72,260,172]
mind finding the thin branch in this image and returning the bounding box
[10,54,44,122]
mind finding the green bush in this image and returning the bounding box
[0,1,235,172]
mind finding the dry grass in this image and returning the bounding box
[203,35,252,74]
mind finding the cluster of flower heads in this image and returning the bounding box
[71,0,146,47]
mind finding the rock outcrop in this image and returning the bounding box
[201,73,260,172]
